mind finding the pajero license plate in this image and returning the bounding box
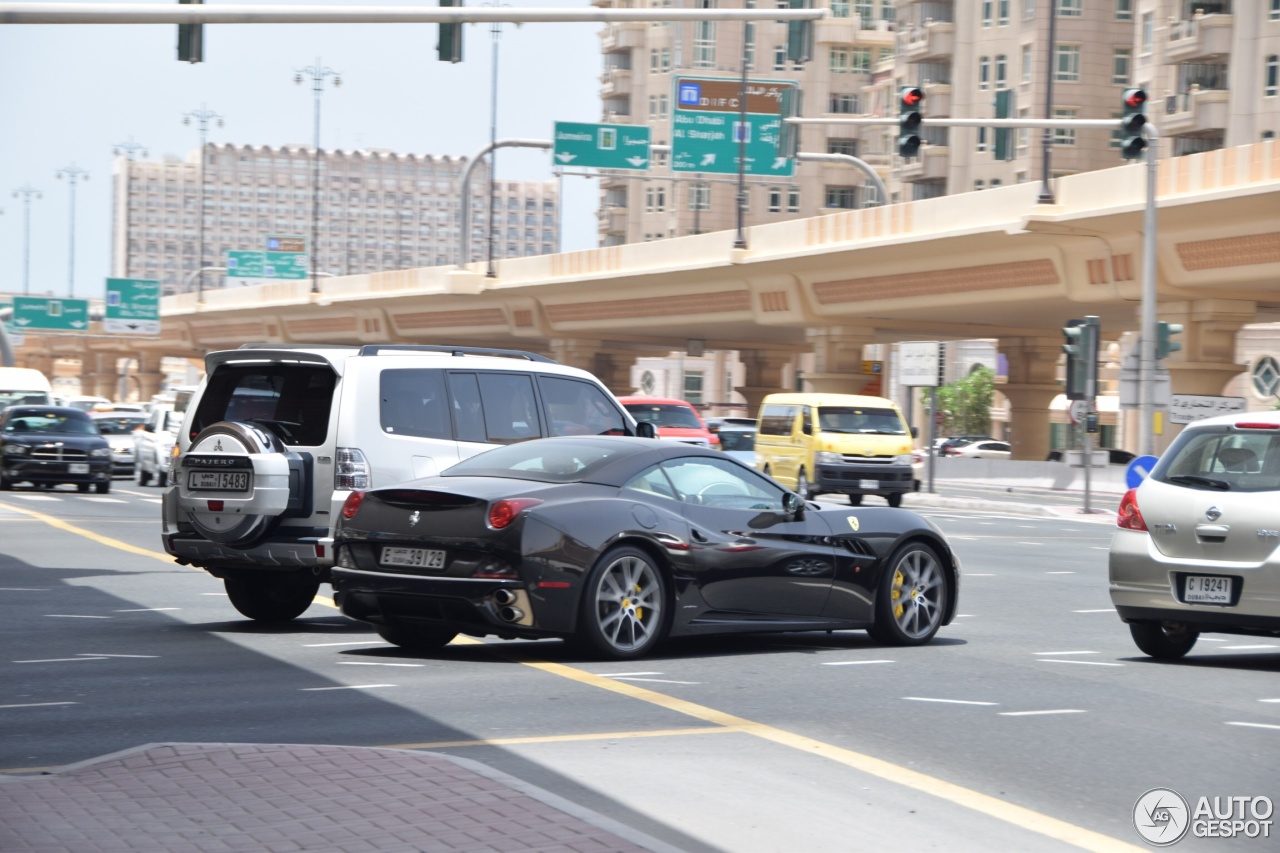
[381,547,446,569]
[1184,575,1233,605]
[188,471,250,491]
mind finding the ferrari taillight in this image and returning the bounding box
[488,498,543,529]
[1116,488,1147,531]
[341,490,365,520]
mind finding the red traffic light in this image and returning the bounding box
[900,87,924,108]
[1124,88,1147,109]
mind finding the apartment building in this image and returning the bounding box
[110,143,560,295]
[595,0,1280,241]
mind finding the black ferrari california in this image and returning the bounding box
[332,436,960,659]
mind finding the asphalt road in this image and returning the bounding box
[2,483,1277,852]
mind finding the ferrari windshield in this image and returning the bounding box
[444,439,628,483]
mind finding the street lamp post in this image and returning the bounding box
[54,163,89,298]
[11,184,42,296]
[183,105,224,301]
[295,58,342,294]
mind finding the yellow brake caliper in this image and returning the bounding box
[892,570,905,618]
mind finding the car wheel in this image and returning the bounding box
[0,468,10,491]
[77,483,90,493]
[848,493,863,506]
[886,493,903,508]
[869,542,947,645]
[223,573,319,622]
[138,466,152,486]
[95,481,110,495]
[795,469,812,501]
[157,470,169,487]
[578,545,667,660]
[1129,621,1199,660]
[375,623,457,651]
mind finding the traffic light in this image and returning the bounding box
[177,0,203,64]
[898,87,925,159]
[1157,321,1184,360]
[1120,88,1147,160]
[992,89,1014,161]
[1062,316,1100,401]
[438,0,464,63]
[785,0,813,64]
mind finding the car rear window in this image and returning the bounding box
[1154,428,1280,493]
[191,364,335,446]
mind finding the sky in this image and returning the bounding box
[0,0,606,301]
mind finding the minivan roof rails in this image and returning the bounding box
[355,345,556,363]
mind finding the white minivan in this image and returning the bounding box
[0,367,54,410]
[162,344,650,622]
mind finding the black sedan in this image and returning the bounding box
[0,406,114,493]
[332,437,960,660]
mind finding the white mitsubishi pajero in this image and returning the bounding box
[162,344,645,621]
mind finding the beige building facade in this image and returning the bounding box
[111,144,560,295]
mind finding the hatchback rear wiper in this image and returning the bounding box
[1168,474,1230,491]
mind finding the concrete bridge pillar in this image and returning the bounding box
[132,354,166,403]
[80,353,117,400]
[999,336,1063,461]
[547,338,634,397]
[804,326,878,395]
[1158,299,1254,397]
[735,349,796,415]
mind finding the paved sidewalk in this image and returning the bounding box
[0,742,683,853]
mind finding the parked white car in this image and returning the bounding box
[948,440,1012,460]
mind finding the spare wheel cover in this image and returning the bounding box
[182,421,293,548]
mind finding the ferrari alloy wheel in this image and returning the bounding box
[870,543,947,645]
[1129,621,1199,660]
[579,546,667,660]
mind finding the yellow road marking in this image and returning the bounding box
[13,509,1142,852]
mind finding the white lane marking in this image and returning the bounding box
[141,498,163,504]
[904,697,999,706]
[952,536,981,541]
[1226,722,1280,731]
[80,654,157,659]
[823,660,895,666]
[1017,542,1043,546]
[14,495,62,501]
[612,677,701,685]
[1046,571,1076,575]
[955,614,976,618]
[115,608,180,612]
[1073,608,1115,613]
[597,672,665,677]
[966,573,997,577]
[82,497,126,503]
[1017,525,1036,529]
[1090,546,1110,550]
[1039,660,1124,667]
[1221,644,1280,650]
[1199,637,1228,643]
[0,702,79,709]
[200,592,228,596]
[303,640,387,648]
[999,710,1087,717]
[1259,699,1280,704]
[337,661,424,668]
[45,614,111,619]
[1034,651,1098,656]
[0,588,50,591]
[300,684,397,691]
[14,657,109,663]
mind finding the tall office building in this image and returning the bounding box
[111,143,560,295]
[594,0,1280,243]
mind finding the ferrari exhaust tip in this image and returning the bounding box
[498,605,525,623]
[493,589,518,606]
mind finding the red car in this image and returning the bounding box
[617,396,719,449]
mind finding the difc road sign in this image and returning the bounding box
[11,296,90,332]
[672,77,796,177]
[227,249,308,283]
[553,122,652,170]
[104,277,160,335]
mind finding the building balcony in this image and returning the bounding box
[922,82,952,117]
[815,15,895,47]
[600,67,633,98]
[597,205,628,235]
[1162,86,1230,136]
[898,143,950,182]
[1165,14,1234,63]
[897,19,954,63]
[600,21,647,53]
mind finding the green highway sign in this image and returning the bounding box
[672,77,796,177]
[553,122,652,170]
[228,249,308,282]
[226,250,265,278]
[104,277,160,335]
[11,296,91,332]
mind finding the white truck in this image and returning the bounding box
[0,367,54,410]
[133,407,183,486]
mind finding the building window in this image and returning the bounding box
[828,137,858,156]
[1267,55,1279,97]
[787,188,800,212]
[825,186,857,209]
[768,188,782,213]
[694,2,716,68]
[689,183,711,211]
[829,93,860,114]
[1272,0,1280,21]
[684,371,704,405]
[1055,45,1081,82]
[1022,44,1033,85]
[981,0,993,27]
[645,186,667,213]
[1141,13,1154,55]
[1017,108,1030,149]
[774,45,787,71]
[995,54,1007,88]
[977,127,988,153]
[854,1,873,19]
[1053,109,1078,146]
[1112,49,1132,85]
[998,0,1009,25]
[1058,0,1082,16]
[831,0,850,18]
[830,47,851,73]
[1116,0,1133,20]
[975,180,986,191]
[979,56,991,90]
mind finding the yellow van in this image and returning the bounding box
[755,392,918,506]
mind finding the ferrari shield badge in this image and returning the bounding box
[847,515,860,532]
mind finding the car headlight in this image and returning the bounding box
[3,444,29,457]
[815,451,842,464]
[894,453,916,466]
[90,447,113,458]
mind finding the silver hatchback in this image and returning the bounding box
[1109,410,1280,660]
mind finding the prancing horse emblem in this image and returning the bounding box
[409,511,420,527]
[847,516,860,532]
